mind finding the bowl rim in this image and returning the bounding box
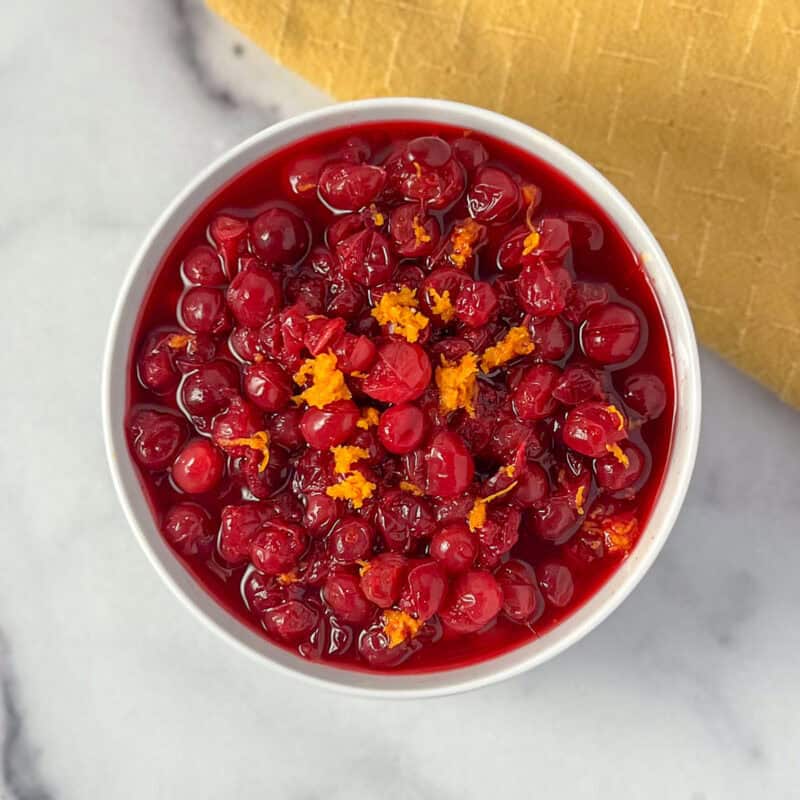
[102,97,702,698]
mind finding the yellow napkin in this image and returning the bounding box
[208,0,800,406]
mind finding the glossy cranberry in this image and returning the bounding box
[425,431,475,497]
[226,265,282,329]
[530,315,573,360]
[513,363,561,420]
[303,492,342,538]
[358,625,413,669]
[304,316,346,356]
[209,215,248,267]
[476,507,521,569]
[562,401,626,458]
[553,364,604,405]
[161,502,214,556]
[467,166,520,223]
[219,504,271,563]
[178,287,227,334]
[401,155,465,209]
[328,516,375,562]
[292,448,335,495]
[327,281,366,319]
[532,494,580,544]
[250,519,307,574]
[451,136,489,172]
[182,245,225,285]
[406,136,452,167]
[362,340,432,404]
[581,302,642,364]
[243,359,292,412]
[375,490,436,551]
[210,396,262,445]
[269,406,305,450]
[334,227,395,286]
[454,281,499,328]
[378,403,427,454]
[595,442,646,492]
[536,562,575,607]
[623,373,667,420]
[526,216,573,267]
[401,560,447,620]
[564,281,609,324]
[388,203,439,257]
[128,409,186,470]
[333,333,377,374]
[487,417,544,463]
[300,399,360,450]
[171,438,224,494]
[180,361,239,418]
[513,461,549,506]
[263,600,319,642]
[496,559,544,623]
[440,570,503,634]
[137,333,180,395]
[243,570,283,615]
[323,573,374,624]
[234,444,289,500]
[336,135,372,163]
[419,267,473,317]
[517,262,573,316]
[286,153,326,196]
[251,206,309,265]
[318,162,386,211]
[360,553,409,608]
[430,522,477,573]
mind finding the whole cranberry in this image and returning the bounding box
[327,281,366,319]
[210,396,262,446]
[475,507,521,569]
[487,417,544,463]
[180,360,240,419]
[209,215,248,267]
[171,438,224,494]
[269,406,305,450]
[536,562,575,607]
[451,136,489,172]
[581,302,643,364]
[328,516,375,562]
[358,625,414,669]
[430,523,477,573]
[378,403,427,454]
[419,267,473,319]
[513,461,550,506]
[553,363,603,405]
[250,519,307,574]
[292,448,335,495]
[530,316,573,360]
[128,409,186,470]
[400,154,465,209]
[251,206,309,265]
[454,281,499,328]
[243,359,292,412]
[226,265,282,329]
[532,494,580,544]
[388,203,440,257]
[178,287,228,334]
[375,490,436,551]
[300,399,360,450]
[243,570,283,615]
[564,281,609,324]
[517,262,573,316]
[513,363,561,420]
[400,560,447,620]
[323,573,374,624]
[263,600,319,642]
[562,402,626,458]
[439,570,504,634]
[303,492,342,538]
[362,340,432,404]
[137,332,180,395]
[286,153,326,196]
[333,333,377,374]
[162,502,214,556]
[496,559,544,624]
[406,136,452,167]
[182,245,225,286]
[595,442,646,492]
[360,553,410,608]
[335,229,396,287]
[425,431,475,497]
[623,373,667,420]
[467,166,521,223]
[318,162,387,211]
[218,503,272,564]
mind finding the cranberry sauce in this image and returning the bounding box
[126,121,674,673]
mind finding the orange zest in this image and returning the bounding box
[435,352,479,417]
[371,287,429,343]
[606,405,626,431]
[412,215,432,245]
[277,571,300,586]
[413,161,422,178]
[325,471,376,509]
[356,559,371,576]
[449,219,482,269]
[468,481,519,531]
[522,230,541,256]
[167,333,192,349]
[480,326,534,372]
[399,480,425,496]
[292,352,352,409]
[575,485,586,516]
[356,407,380,430]
[606,442,630,467]
[331,445,370,475]
[383,609,423,648]
[216,430,270,472]
[501,465,516,478]
[369,203,385,226]
[426,287,455,323]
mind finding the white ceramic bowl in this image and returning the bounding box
[103,97,701,698]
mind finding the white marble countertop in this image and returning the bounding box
[2,1,798,797]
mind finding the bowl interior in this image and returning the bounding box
[103,98,701,697]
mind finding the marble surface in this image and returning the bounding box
[1,1,798,797]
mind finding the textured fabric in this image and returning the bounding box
[208,0,800,406]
